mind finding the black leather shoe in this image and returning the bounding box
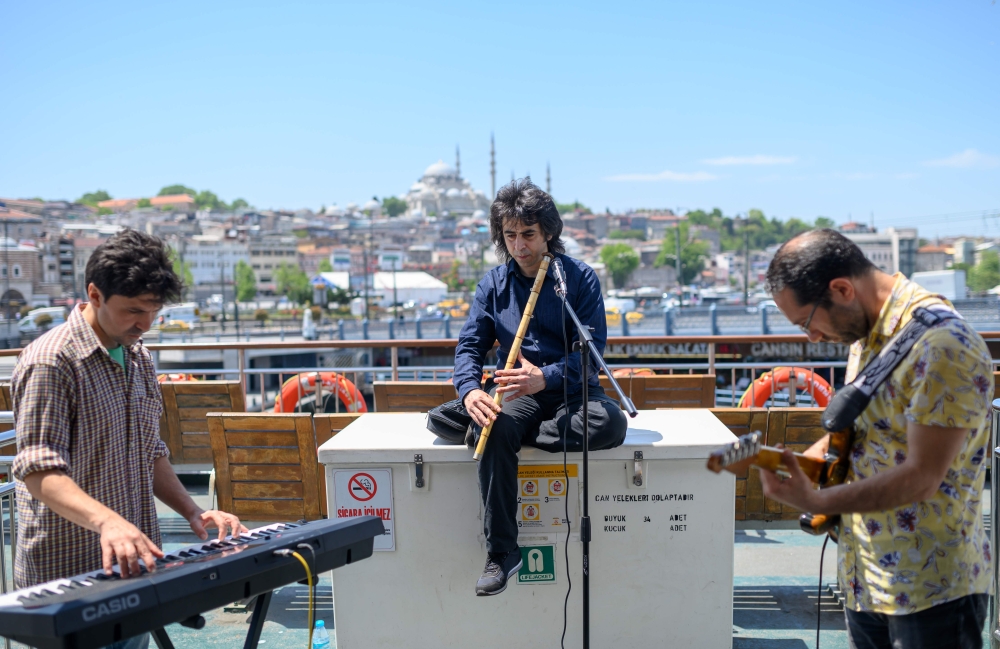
[475,548,523,596]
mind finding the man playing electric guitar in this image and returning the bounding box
[762,229,992,649]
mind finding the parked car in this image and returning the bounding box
[18,307,68,333]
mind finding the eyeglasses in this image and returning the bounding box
[798,302,820,334]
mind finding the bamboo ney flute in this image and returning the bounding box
[473,254,552,461]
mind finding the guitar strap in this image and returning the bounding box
[821,305,962,432]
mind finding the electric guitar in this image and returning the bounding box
[705,427,856,539]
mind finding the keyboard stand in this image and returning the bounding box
[150,590,274,649]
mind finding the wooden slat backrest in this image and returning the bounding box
[160,381,246,463]
[0,383,12,435]
[630,374,715,409]
[373,381,457,413]
[599,375,637,403]
[741,408,827,522]
[208,412,321,522]
[707,408,768,522]
[313,413,363,516]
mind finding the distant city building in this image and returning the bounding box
[72,237,104,296]
[842,227,918,277]
[916,245,953,272]
[249,236,298,294]
[404,158,490,218]
[953,238,976,265]
[98,194,196,213]
[182,236,250,286]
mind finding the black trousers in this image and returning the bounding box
[845,594,988,649]
[474,386,628,554]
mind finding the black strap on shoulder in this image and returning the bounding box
[821,306,962,432]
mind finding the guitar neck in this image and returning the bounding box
[752,447,826,483]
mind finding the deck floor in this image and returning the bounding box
[4,484,992,648]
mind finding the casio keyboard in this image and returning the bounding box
[0,516,384,649]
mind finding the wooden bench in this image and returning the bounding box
[373,381,457,413]
[208,413,323,522]
[314,413,363,516]
[160,381,245,463]
[600,374,716,409]
[742,408,828,523]
[708,408,768,522]
[0,383,12,436]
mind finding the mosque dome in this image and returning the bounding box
[423,160,456,178]
[445,188,461,198]
[363,199,380,211]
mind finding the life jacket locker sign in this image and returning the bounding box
[333,469,395,551]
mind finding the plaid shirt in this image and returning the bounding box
[12,305,168,588]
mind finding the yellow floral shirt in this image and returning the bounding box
[839,274,993,614]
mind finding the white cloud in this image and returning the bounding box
[604,170,717,182]
[894,172,919,180]
[923,149,1000,168]
[702,155,797,166]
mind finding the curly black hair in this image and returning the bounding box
[489,177,566,264]
[765,228,876,307]
[85,228,183,303]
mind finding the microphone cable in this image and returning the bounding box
[274,549,314,648]
[559,296,572,649]
[816,533,831,649]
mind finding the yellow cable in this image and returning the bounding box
[288,551,314,648]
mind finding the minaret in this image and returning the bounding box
[490,133,496,199]
[511,170,515,182]
[455,145,461,179]
[546,163,551,194]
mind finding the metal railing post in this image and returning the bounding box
[415,315,422,340]
[665,307,673,336]
[991,398,1000,648]
[444,314,451,339]
[362,318,369,340]
[238,348,247,406]
[761,305,770,335]
[338,319,345,340]
[709,304,719,336]
[622,316,630,337]
[388,320,395,340]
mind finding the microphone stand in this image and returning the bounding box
[554,283,637,649]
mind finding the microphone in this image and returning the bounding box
[551,258,568,297]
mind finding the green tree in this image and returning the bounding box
[814,216,836,229]
[275,263,312,304]
[137,198,152,208]
[230,198,249,210]
[172,257,193,301]
[97,207,113,216]
[195,190,224,211]
[318,258,333,273]
[382,196,407,217]
[158,184,197,197]
[608,229,646,240]
[555,200,591,215]
[655,222,710,285]
[442,260,466,292]
[968,251,1000,293]
[77,190,111,207]
[600,243,640,289]
[234,260,258,301]
[254,309,269,327]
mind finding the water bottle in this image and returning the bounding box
[312,619,331,649]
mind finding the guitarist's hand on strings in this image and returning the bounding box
[759,445,821,514]
[494,352,546,402]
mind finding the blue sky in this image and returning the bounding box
[2,1,997,237]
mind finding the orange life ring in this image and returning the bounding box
[738,367,832,408]
[275,372,368,414]
[611,368,655,378]
[158,373,199,383]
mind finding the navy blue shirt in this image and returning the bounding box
[453,254,607,402]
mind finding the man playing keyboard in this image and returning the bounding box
[10,229,246,649]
